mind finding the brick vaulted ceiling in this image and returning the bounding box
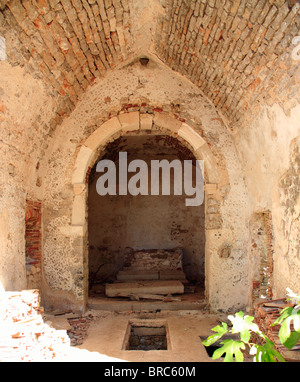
[0,0,300,132]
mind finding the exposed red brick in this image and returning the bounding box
[25,200,42,267]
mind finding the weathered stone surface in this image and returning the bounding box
[72,145,94,184]
[118,111,139,132]
[153,112,182,133]
[84,117,122,151]
[117,270,160,282]
[156,0,300,128]
[140,113,153,130]
[0,0,299,133]
[123,249,183,271]
[0,0,299,316]
[105,280,184,297]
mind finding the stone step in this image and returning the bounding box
[117,270,159,281]
[116,269,186,281]
[88,295,206,312]
[159,270,186,280]
[105,280,184,298]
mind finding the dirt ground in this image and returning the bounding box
[74,309,226,362]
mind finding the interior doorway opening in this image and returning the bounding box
[87,133,205,304]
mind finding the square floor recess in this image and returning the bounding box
[123,320,169,351]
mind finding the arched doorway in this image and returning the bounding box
[87,133,206,299]
[71,111,221,310]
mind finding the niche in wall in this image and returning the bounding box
[25,200,42,289]
[88,134,205,291]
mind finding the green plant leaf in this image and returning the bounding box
[202,322,228,347]
[292,309,300,331]
[278,315,292,344]
[212,339,245,362]
[228,311,261,343]
[281,328,300,350]
[273,306,293,325]
[253,340,285,362]
[275,307,300,349]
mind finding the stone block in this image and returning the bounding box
[72,145,94,184]
[140,113,153,130]
[118,111,140,132]
[159,270,186,280]
[71,194,86,226]
[117,270,159,281]
[124,249,183,271]
[84,117,122,151]
[196,143,220,183]
[70,225,87,237]
[105,280,184,297]
[153,112,182,133]
[116,25,125,47]
[73,183,86,195]
[178,123,205,151]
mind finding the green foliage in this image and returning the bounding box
[202,311,283,362]
[250,339,285,362]
[272,289,300,350]
[203,288,300,362]
[212,339,245,362]
[228,311,262,343]
[202,322,228,347]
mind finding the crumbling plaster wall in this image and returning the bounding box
[235,103,300,300]
[40,59,251,313]
[0,0,298,315]
[229,21,300,302]
[0,61,55,291]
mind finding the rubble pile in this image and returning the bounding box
[0,289,70,361]
[67,315,94,346]
[253,298,300,362]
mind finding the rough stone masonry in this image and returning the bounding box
[0,0,299,315]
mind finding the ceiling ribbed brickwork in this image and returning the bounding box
[0,0,135,131]
[0,0,299,130]
[155,0,300,126]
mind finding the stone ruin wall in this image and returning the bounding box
[39,62,251,312]
[0,0,299,313]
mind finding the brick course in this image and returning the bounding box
[156,0,300,128]
[25,200,42,289]
[0,0,299,133]
[0,0,133,134]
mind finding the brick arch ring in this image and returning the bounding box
[70,110,221,307]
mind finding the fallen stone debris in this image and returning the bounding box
[0,289,71,361]
[67,314,94,346]
[0,289,122,362]
[252,298,300,362]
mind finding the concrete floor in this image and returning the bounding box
[77,310,226,362]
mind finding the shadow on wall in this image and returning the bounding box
[87,135,206,287]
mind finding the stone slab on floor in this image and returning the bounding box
[116,269,186,281]
[77,310,224,362]
[159,270,186,280]
[117,270,159,281]
[88,296,206,312]
[105,280,184,298]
